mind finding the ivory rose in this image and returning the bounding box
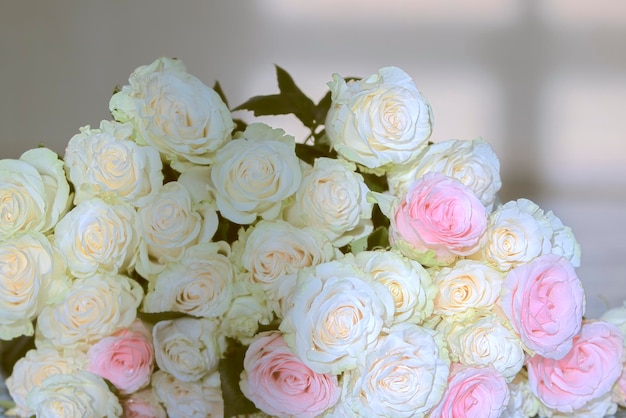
[500,254,585,359]
[240,331,340,418]
[220,291,273,345]
[526,320,624,413]
[325,66,432,169]
[109,56,234,171]
[152,370,224,418]
[390,172,487,266]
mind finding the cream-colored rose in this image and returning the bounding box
[440,313,525,380]
[25,371,122,418]
[209,123,302,224]
[0,232,69,340]
[387,138,502,212]
[142,241,234,318]
[135,181,217,279]
[545,209,581,268]
[283,157,373,247]
[279,259,394,374]
[152,317,225,382]
[601,301,626,336]
[341,323,450,417]
[353,250,437,325]
[64,120,163,207]
[433,259,503,317]
[152,370,224,418]
[502,372,541,418]
[220,290,273,345]
[35,273,143,351]
[109,57,234,171]
[325,66,432,169]
[5,347,87,417]
[0,148,70,239]
[53,198,136,278]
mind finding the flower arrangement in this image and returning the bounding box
[1,57,626,417]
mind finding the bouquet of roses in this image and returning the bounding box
[1,56,626,417]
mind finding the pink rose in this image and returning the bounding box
[121,388,166,418]
[87,321,155,394]
[392,172,486,265]
[500,254,585,359]
[431,364,510,418]
[527,320,624,413]
[240,331,340,418]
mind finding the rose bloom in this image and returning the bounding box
[209,123,302,224]
[388,137,501,212]
[537,393,618,418]
[152,370,224,418]
[35,273,143,351]
[431,364,510,418]
[5,347,87,417]
[325,66,432,169]
[25,371,122,418]
[87,321,155,395]
[135,180,218,278]
[391,172,487,266]
[120,388,167,418]
[220,292,273,345]
[152,317,225,382]
[341,323,450,417]
[0,232,69,340]
[0,147,70,239]
[527,320,624,413]
[500,254,585,359]
[353,249,437,324]
[502,372,541,418]
[279,259,394,374]
[432,259,503,317]
[142,241,234,318]
[283,157,373,248]
[64,120,163,207]
[545,209,581,268]
[109,56,234,171]
[240,331,340,418]
[53,197,137,278]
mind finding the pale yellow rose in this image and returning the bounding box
[0,232,69,340]
[209,123,302,224]
[64,120,163,206]
[325,66,433,169]
[152,370,224,418]
[35,273,143,351]
[109,57,234,171]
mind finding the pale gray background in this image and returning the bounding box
[1,0,625,318]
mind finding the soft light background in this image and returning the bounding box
[1,0,625,318]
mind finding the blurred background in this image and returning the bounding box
[1,0,625,318]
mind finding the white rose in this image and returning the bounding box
[53,198,137,278]
[341,323,450,417]
[142,241,234,318]
[152,370,224,418]
[284,157,373,247]
[0,232,69,340]
[601,301,626,336]
[279,259,394,374]
[135,181,217,279]
[353,250,437,325]
[209,123,302,224]
[0,148,70,239]
[152,317,225,382]
[440,313,525,380]
[35,273,143,351]
[502,372,541,418]
[545,209,581,268]
[220,291,273,345]
[109,57,234,171]
[387,138,502,212]
[433,259,503,318]
[5,347,87,417]
[538,393,618,418]
[64,120,163,206]
[325,66,432,169]
[474,198,554,271]
[25,371,122,418]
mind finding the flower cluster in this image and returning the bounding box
[1,57,625,417]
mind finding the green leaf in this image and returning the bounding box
[212,80,230,108]
[295,142,337,166]
[368,225,390,250]
[233,94,298,117]
[220,340,259,417]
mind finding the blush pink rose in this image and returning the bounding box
[87,321,155,394]
[240,331,340,418]
[526,320,624,413]
[500,254,585,359]
[121,388,166,418]
[430,363,509,418]
[392,172,486,265]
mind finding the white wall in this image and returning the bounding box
[2,0,625,317]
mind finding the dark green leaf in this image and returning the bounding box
[212,81,230,108]
[295,142,337,165]
[368,225,390,250]
[314,90,332,126]
[220,340,259,417]
[233,94,297,117]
